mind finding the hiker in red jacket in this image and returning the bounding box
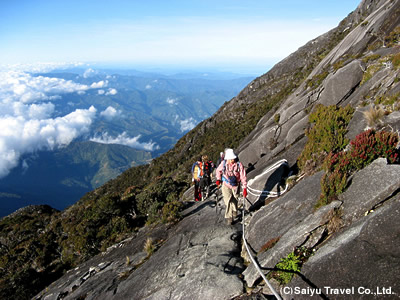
[215,148,247,225]
[201,155,214,198]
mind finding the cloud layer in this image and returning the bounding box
[90,132,159,151]
[0,64,126,178]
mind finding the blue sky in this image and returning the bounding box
[0,0,361,74]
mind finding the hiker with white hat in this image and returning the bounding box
[215,148,247,225]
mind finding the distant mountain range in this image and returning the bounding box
[0,68,254,216]
[0,141,152,216]
[40,68,254,154]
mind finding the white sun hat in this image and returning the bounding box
[224,148,237,160]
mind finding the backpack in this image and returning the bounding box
[203,160,214,176]
[222,160,241,186]
[192,162,203,180]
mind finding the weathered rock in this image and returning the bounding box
[244,171,323,254]
[283,197,400,300]
[340,158,400,225]
[242,170,345,287]
[35,200,244,300]
[318,60,364,107]
[29,1,400,300]
[114,202,244,300]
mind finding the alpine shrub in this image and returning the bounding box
[273,252,301,284]
[161,200,183,224]
[298,104,354,172]
[270,246,313,285]
[318,129,399,207]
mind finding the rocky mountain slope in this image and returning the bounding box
[1,0,400,299]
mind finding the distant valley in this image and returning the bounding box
[0,67,254,216]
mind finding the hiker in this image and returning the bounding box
[202,155,214,181]
[216,151,224,168]
[200,155,214,198]
[215,148,247,225]
[191,156,204,201]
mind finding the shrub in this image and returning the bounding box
[273,113,280,123]
[391,52,400,69]
[362,54,381,64]
[297,104,354,172]
[318,129,399,206]
[306,71,329,89]
[161,200,183,224]
[363,106,385,127]
[361,64,382,85]
[272,252,301,285]
[385,26,400,47]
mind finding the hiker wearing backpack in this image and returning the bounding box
[215,148,247,225]
[216,151,224,168]
[199,155,214,199]
[202,155,214,181]
[191,156,204,201]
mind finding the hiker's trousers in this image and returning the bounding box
[221,184,239,219]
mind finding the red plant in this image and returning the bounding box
[319,129,399,207]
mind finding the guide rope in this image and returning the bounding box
[240,159,290,300]
[246,159,289,197]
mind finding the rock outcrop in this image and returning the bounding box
[34,0,400,299]
[34,197,245,300]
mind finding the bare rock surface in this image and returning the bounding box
[283,197,400,300]
[35,199,245,300]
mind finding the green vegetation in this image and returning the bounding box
[391,52,400,69]
[294,105,398,208]
[297,104,355,173]
[273,113,280,123]
[0,11,357,299]
[306,70,329,89]
[361,64,382,85]
[362,54,381,64]
[270,247,312,285]
[273,252,301,284]
[318,129,399,207]
[384,26,400,47]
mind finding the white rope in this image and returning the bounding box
[247,184,289,197]
[247,159,289,198]
[240,159,291,299]
[242,203,282,300]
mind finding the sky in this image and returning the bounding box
[0,0,362,179]
[0,0,361,74]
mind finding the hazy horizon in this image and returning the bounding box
[1,1,361,74]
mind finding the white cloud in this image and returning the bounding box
[0,70,91,104]
[0,106,97,178]
[90,80,108,88]
[106,88,118,95]
[98,89,105,95]
[0,65,101,178]
[90,132,159,151]
[0,62,85,74]
[145,84,152,89]
[100,106,120,121]
[166,97,178,105]
[180,117,196,132]
[83,68,96,78]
